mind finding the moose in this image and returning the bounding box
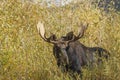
[37,21,110,75]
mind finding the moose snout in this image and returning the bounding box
[61,49,69,65]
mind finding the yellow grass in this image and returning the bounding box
[0,0,120,80]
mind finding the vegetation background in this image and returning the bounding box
[0,0,120,80]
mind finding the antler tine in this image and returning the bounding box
[77,22,88,39]
[37,21,48,41]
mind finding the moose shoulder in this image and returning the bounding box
[37,21,110,74]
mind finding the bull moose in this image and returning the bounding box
[37,21,110,75]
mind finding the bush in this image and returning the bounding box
[0,0,120,80]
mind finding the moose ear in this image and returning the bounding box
[49,34,57,41]
[66,31,74,40]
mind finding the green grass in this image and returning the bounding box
[0,0,120,80]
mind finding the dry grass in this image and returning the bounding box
[0,0,120,80]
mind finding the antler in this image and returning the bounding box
[37,21,58,44]
[74,22,88,41]
[66,22,88,43]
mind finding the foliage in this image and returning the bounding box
[0,0,120,80]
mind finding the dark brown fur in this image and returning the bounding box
[51,32,110,74]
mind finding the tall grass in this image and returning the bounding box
[0,0,120,80]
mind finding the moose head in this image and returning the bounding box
[37,21,88,64]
